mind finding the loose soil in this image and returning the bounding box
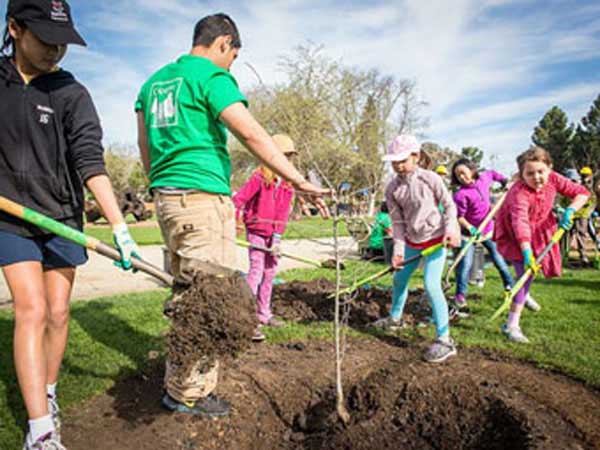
[165,271,256,378]
[63,281,599,450]
[271,278,480,327]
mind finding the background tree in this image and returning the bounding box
[460,146,484,166]
[531,106,574,173]
[230,44,427,214]
[573,94,600,169]
[103,144,149,194]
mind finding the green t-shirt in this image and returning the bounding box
[369,212,392,250]
[135,55,248,195]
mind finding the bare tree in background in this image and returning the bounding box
[230,44,428,214]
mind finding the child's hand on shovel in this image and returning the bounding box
[391,255,404,271]
[522,248,541,274]
[443,230,461,248]
[112,223,141,271]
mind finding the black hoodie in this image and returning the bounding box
[0,57,106,236]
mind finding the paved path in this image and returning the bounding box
[0,238,356,306]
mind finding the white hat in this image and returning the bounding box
[382,134,420,162]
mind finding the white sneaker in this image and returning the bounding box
[370,316,406,331]
[525,294,541,312]
[23,432,65,450]
[47,396,61,441]
[502,324,530,343]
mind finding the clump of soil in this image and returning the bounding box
[320,259,346,270]
[166,270,256,378]
[272,278,432,327]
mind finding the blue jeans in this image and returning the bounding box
[456,238,514,297]
[390,243,450,338]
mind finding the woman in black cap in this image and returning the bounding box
[1,2,140,448]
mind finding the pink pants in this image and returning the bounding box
[246,232,279,324]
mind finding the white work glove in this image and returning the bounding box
[112,223,141,270]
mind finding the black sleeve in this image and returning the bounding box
[64,85,107,182]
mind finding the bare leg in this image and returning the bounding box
[3,262,49,419]
[44,267,75,385]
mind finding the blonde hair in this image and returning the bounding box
[259,166,277,185]
[517,146,553,174]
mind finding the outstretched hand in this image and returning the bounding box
[295,182,332,218]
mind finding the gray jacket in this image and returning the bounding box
[385,167,458,256]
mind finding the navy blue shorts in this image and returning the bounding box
[0,230,88,269]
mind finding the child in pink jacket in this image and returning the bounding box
[494,146,589,343]
[233,134,296,341]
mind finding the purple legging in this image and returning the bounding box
[246,232,279,324]
[510,260,533,306]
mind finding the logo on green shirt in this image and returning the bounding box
[149,78,183,128]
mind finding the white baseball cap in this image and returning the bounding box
[382,134,420,162]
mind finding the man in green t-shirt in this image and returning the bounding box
[136,13,328,418]
[365,201,392,260]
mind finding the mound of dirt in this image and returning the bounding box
[166,270,256,378]
[272,279,432,327]
[63,339,600,450]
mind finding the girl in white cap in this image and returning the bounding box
[373,134,460,363]
[1,1,140,448]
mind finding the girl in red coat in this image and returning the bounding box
[494,147,589,343]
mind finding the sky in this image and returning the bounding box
[2,0,599,173]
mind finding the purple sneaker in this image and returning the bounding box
[454,294,467,307]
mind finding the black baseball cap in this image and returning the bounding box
[7,0,86,46]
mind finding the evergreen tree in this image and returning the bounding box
[577,94,600,168]
[531,106,574,173]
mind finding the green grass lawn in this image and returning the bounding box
[84,216,350,246]
[0,262,598,447]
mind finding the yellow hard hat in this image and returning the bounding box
[435,165,448,175]
[580,166,593,176]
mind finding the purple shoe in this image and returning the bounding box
[454,294,467,307]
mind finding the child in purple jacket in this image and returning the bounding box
[451,159,540,312]
[233,134,296,341]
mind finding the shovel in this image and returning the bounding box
[443,191,507,290]
[0,194,174,287]
[235,238,344,270]
[328,242,445,298]
[488,228,564,322]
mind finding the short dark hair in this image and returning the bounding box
[193,13,241,49]
[451,158,479,186]
[380,201,388,213]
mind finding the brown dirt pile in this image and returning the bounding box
[272,278,433,327]
[165,271,256,378]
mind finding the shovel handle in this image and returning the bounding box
[236,238,323,268]
[0,194,174,287]
[444,191,508,287]
[488,228,564,321]
[329,242,444,298]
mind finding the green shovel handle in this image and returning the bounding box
[329,242,444,298]
[488,228,564,321]
[0,195,174,287]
